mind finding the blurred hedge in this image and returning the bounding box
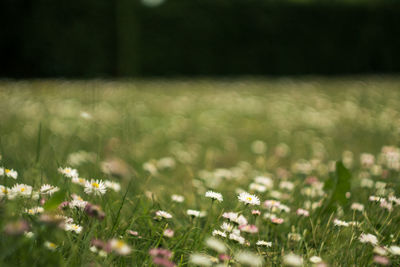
[1,0,400,77]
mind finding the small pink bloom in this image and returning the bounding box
[374,256,390,266]
[251,210,261,216]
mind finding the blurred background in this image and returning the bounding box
[1,0,400,78]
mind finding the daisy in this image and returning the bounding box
[65,223,83,234]
[235,251,264,266]
[58,167,79,178]
[249,183,267,193]
[104,181,121,192]
[388,245,400,255]
[171,194,184,203]
[71,177,87,186]
[189,253,213,266]
[256,240,272,247]
[296,208,309,217]
[187,209,201,217]
[155,210,172,219]
[205,191,223,202]
[359,233,378,245]
[254,176,273,188]
[84,179,106,196]
[309,256,323,264]
[10,184,33,198]
[212,230,227,237]
[44,241,58,251]
[163,229,174,238]
[351,203,364,212]
[40,184,60,195]
[205,237,227,253]
[229,233,245,244]
[239,224,258,234]
[25,206,44,215]
[334,219,349,227]
[69,199,88,210]
[109,239,131,255]
[283,253,303,266]
[238,192,260,206]
[0,185,9,198]
[4,168,18,179]
[221,222,234,232]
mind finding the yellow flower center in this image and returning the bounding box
[79,178,85,183]
[247,197,252,201]
[65,169,70,173]
[92,182,99,188]
[5,169,10,173]
[49,243,56,248]
[21,188,25,192]
[115,241,124,249]
[2,188,7,194]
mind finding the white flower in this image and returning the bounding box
[283,253,303,266]
[235,250,264,266]
[155,210,172,219]
[84,179,106,196]
[0,185,9,198]
[205,191,223,202]
[333,219,349,227]
[373,246,388,256]
[44,241,57,251]
[65,223,83,234]
[69,199,88,210]
[351,203,364,212]
[171,194,184,203]
[359,233,378,245]
[221,222,234,232]
[388,245,400,255]
[71,177,87,186]
[296,208,309,217]
[157,157,176,170]
[249,183,267,193]
[309,256,322,263]
[279,181,294,191]
[109,239,131,255]
[104,181,121,192]
[187,209,201,217]
[3,168,18,179]
[58,167,78,178]
[254,176,273,188]
[229,233,245,244]
[205,237,227,253]
[256,240,272,247]
[40,184,60,195]
[238,192,260,205]
[212,230,227,237]
[189,253,213,266]
[25,206,44,215]
[10,184,33,198]
[164,229,174,238]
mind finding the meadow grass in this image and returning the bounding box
[0,78,400,266]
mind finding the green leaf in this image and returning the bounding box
[44,189,66,211]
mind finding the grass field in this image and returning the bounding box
[1,78,400,266]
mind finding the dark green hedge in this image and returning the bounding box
[1,0,400,77]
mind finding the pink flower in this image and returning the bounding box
[374,256,390,266]
[239,224,259,234]
[296,208,309,217]
[251,210,261,216]
[271,217,284,224]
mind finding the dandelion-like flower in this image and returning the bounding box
[205,191,223,202]
[84,179,106,196]
[238,192,260,205]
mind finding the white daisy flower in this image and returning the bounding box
[309,256,322,263]
[69,199,88,210]
[388,245,400,255]
[40,184,60,195]
[65,223,83,234]
[189,253,213,266]
[205,190,223,202]
[187,209,201,217]
[44,241,58,251]
[84,179,106,196]
[109,239,131,255]
[0,185,9,198]
[171,194,184,203]
[58,167,79,178]
[229,233,245,244]
[155,210,172,219]
[10,184,33,198]
[104,180,121,192]
[254,176,273,188]
[256,240,272,247]
[212,230,227,237]
[333,219,349,227]
[238,192,260,205]
[71,177,87,186]
[359,233,378,245]
[351,202,364,212]
[3,168,18,179]
[25,206,44,215]
[249,183,267,193]
[221,222,235,232]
